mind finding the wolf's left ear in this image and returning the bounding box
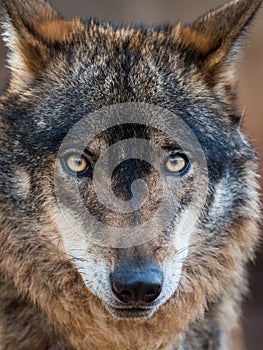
[1,0,81,92]
[180,0,262,104]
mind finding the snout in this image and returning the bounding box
[110,261,163,305]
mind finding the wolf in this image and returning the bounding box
[0,0,262,349]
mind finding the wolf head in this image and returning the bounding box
[0,0,261,324]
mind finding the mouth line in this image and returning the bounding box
[106,304,159,319]
[107,295,166,310]
[109,305,152,311]
[108,304,156,310]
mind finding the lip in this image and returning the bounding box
[106,304,158,319]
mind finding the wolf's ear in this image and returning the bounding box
[180,0,262,104]
[1,0,81,92]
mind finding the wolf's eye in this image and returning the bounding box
[63,153,89,175]
[165,153,190,175]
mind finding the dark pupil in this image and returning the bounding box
[75,157,82,165]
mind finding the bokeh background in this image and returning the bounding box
[0,0,262,348]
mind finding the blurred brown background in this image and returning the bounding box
[0,0,262,348]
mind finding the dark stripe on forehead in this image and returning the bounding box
[84,123,182,151]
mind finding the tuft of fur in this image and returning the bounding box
[0,0,262,349]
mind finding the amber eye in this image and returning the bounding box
[63,153,89,175]
[165,153,190,175]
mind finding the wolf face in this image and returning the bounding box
[0,0,261,349]
[51,102,211,319]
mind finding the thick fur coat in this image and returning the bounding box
[0,0,262,349]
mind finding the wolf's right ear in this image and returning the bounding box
[1,0,81,92]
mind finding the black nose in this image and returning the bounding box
[111,261,163,305]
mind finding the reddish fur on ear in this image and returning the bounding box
[1,0,82,91]
[179,0,262,103]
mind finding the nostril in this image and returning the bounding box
[117,290,133,303]
[111,279,135,303]
[142,285,162,303]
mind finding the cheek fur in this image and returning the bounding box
[15,167,31,198]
